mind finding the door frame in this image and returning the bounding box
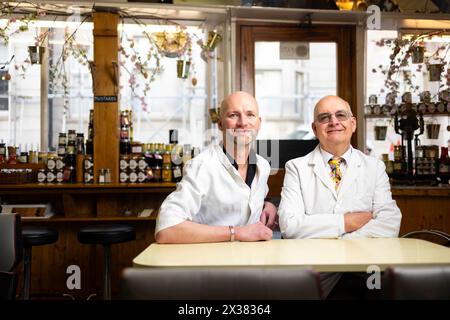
[235,21,358,146]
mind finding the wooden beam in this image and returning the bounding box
[93,12,119,184]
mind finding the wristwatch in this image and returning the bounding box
[229,226,235,242]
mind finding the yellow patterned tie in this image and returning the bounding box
[328,157,344,190]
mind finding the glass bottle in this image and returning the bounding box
[438,147,450,184]
[76,133,85,155]
[0,140,6,164]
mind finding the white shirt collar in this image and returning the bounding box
[319,145,353,166]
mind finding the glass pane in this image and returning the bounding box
[0,21,41,150]
[119,23,208,148]
[254,41,337,140]
[48,21,94,150]
[0,18,94,152]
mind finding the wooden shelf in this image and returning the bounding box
[0,183,176,192]
[22,216,157,222]
[365,112,450,119]
[0,163,46,169]
[392,186,450,197]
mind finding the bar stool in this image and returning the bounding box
[77,224,135,300]
[22,226,58,300]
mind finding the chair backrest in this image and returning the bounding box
[0,213,22,300]
[383,266,450,300]
[120,266,322,300]
[401,229,450,247]
[0,213,23,272]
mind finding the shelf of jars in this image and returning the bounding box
[0,183,176,191]
[365,89,450,116]
[365,112,450,118]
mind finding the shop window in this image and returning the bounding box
[365,30,450,160]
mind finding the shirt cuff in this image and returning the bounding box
[264,196,280,207]
[337,215,345,237]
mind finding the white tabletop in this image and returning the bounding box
[133,238,450,272]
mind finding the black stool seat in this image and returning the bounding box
[78,224,135,300]
[22,226,58,247]
[78,224,135,245]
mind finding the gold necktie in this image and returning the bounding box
[328,157,344,190]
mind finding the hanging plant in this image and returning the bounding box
[373,30,449,98]
[118,15,164,112]
[196,29,222,62]
[154,30,189,58]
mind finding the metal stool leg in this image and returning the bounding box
[23,245,32,300]
[103,244,111,300]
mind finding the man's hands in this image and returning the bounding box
[344,211,373,233]
[260,201,279,230]
[235,221,272,241]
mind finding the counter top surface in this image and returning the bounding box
[133,238,450,272]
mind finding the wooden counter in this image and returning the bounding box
[1,179,449,298]
[0,183,175,299]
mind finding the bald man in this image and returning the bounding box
[278,95,401,298]
[156,91,277,244]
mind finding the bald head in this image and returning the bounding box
[314,95,352,119]
[220,91,260,119]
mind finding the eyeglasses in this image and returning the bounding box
[315,110,352,124]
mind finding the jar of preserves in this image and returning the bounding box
[28,150,38,164]
[38,152,48,165]
[138,157,147,171]
[172,165,182,182]
[84,155,94,170]
[57,144,66,157]
[19,152,28,164]
[47,155,56,170]
[129,156,138,170]
[131,141,143,155]
[137,171,147,183]
[58,132,67,146]
[46,170,56,183]
[153,165,162,183]
[162,165,172,182]
[120,155,129,171]
[37,169,47,183]
[68,130,76,144]
[119,171,129,183]
[129,170,138,183]
[84,171,94,184]
[56,157,65,170]
[163,145,172,165]
[56,170,64,183]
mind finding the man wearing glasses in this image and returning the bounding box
[278,95,401,298]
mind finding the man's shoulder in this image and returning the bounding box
[255,153,271,173]
[285,149,316,168]
[352,148,383,167]
[184,144,218,171]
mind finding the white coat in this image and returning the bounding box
[279,145,402,239]
[155,143,271,235]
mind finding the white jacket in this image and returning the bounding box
[155,143,271,235]
[279,145,402,239]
